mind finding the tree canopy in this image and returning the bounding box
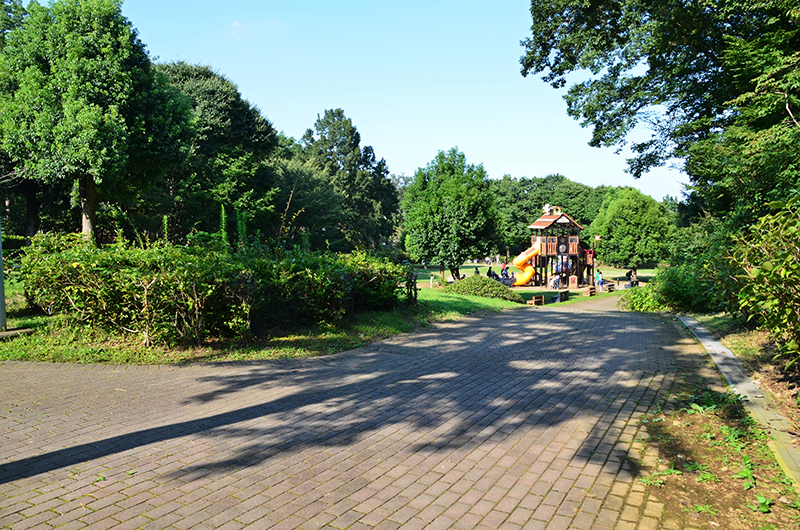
[520,0,799,222]
[153,62,279,240]
[402,148,498,280]
[0,0,193,237]
[588,187,673,267]
[300,109,398,251]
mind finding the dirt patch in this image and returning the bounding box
[637,386,800,529]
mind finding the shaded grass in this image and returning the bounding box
[0,280,525,365]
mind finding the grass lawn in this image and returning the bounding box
[0,276,536,365]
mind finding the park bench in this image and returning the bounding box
[526,294,545,306]
[606,282,616,293]
[550,289,570,304]
[584,286,597,297]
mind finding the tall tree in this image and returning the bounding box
[520,0,798,196]
[300,109,398,250]
[0,0,192,238]
[588,187,672,267]
[153,62,279,240]
[402,148,498,281]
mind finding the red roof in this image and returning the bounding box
[527,212,583,231]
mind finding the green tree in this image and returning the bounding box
[520,0,798,207]
[0,0,24,48]
[588,187,671,267]
[300,109,398,250]
[402,148,498,281]
[0,0,193,238]
[153,62,279,240]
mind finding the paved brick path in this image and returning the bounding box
[0,297,712,529]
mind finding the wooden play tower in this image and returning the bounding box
[526,205,593,288]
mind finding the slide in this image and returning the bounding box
[512,242,540,286]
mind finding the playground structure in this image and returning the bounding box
[511,205,594,288]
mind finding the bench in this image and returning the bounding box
[584,286,597,297]
[526,294,545,306]
[558,289,569,302]
[605,282,616,293]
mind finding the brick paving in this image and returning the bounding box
[0,297,712,529]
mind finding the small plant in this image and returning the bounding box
[661,466,683,476]
[748,494,773,513]
[638,475,665,487]
[696,471,721,483]
[684,462,709,472]
[735,456,756,490]
[688,504,718,515]
[687,402,717,415]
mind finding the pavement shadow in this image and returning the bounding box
[0,304,706,484]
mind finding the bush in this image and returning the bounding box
[619,284,664,312]
[443,275,524,304]
[733,196,800,367]
[20,234,409,346]
[619,264,718,313]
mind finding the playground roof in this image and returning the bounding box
[527,212,583,231]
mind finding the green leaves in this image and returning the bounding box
[20,234,408,346]
[734,196,800,368]
[402,148,498,280]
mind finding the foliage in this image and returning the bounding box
[443,275,524,304]
[20,233,408,347]
[666,215,743,313]
[520,0,799,228]
[620,265,718,313]
[489,173,613,255]
[619,284,663,312]
[0,0,193,236]
[153,62,279,241]
[733,196,800,367]
[299,109,398,250]
[402,148,498,280]
[588,187,672,267]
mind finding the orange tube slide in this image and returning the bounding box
[512,242,540,286]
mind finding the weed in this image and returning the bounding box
[638,475,666,487]
[688,402,717,415]
[696,471,721,483]
[684,462,709,472]
[735,455,756,489]
[687,504,718,515]
[748,495,773,513]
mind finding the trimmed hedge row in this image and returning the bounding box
[21,233,409,346]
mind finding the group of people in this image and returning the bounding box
[482,262,516,284]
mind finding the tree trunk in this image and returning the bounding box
[80,175,98,239]
[439,263,445,285]
[449,267,461,281]
[18,179,40,238]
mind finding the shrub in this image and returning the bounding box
[619,284,664,312]
[653,264,718,313]
[443,275,524,304]
[20,234,409,346]
[733,196,800,367]
[620,265,718,313]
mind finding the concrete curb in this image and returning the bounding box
[679,316,800,492]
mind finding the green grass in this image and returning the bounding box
[0,278,529,365]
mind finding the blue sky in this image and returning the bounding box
[119,0,690,201]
